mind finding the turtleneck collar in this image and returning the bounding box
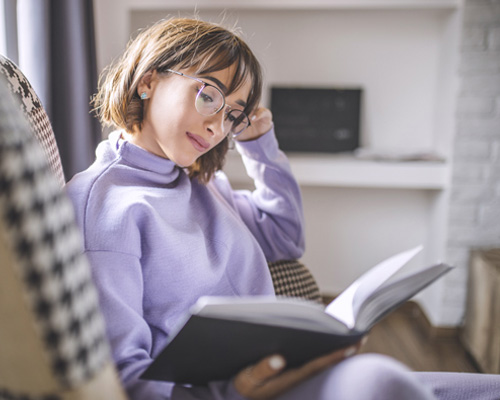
[106,130,182,186]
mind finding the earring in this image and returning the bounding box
[140,92,148,100]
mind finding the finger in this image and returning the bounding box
[249,106,265,118]
[252,354,286,382]
[274,345,360,392]
[235,344,361,400]
[247,110,273,138]
[239,347,355,400]
[244,354,286,386]
[250,108,272,124]
[233,355,286,396]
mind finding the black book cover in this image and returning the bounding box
[141,315,364,385]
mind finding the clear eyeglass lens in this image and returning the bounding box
[224,109,249,136]
[195,85,224,116]
[194,83,249,135]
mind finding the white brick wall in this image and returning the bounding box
[444,0,500,326]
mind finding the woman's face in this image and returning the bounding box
[132,64,252,167]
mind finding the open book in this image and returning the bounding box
[141,246,452,385]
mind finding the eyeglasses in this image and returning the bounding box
[166,69,250,137]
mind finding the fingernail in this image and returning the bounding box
[344,346,357,358]
[269,355,286,370]
[251,115,257,121]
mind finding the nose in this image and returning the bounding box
[205,106,229,139]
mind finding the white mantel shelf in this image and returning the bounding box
[129,0,460,10]
[224,152,449,190]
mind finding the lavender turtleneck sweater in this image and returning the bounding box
[65,128,304,399]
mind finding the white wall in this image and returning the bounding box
[302,187,433,292]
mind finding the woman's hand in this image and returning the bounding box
[233,342,362,400]
[235,107,273,142]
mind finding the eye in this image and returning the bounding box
[226,110,245,125]
[199,90,215,104]
[194,84,224,115]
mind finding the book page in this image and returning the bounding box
[353,263,452,331]
[193,296,350,334]
[324,246,422,329]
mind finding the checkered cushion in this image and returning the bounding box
[0,55,65,186]
[0,72,125,399]
[269,259,322,303]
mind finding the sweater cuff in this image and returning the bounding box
[234,125,282,162]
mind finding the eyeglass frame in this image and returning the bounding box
[165,69,251,137]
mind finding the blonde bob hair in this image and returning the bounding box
[93,17,263,183]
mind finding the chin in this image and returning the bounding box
[172,156,198,169]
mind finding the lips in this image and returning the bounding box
[186,132,210,152]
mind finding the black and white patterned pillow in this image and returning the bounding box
[268,259,322,303]
[0,55,65,186]
[0,75,109,393]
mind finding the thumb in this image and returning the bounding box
[234,355,286,394]
[252,355,287,382]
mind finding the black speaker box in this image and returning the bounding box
[270,87,362,153]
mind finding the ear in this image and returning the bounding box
[137,70,157,98]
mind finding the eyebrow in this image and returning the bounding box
[201,75,248,109]
[201,76,227,93]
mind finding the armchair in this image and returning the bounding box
[0,56,126,399]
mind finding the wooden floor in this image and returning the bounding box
[356,302,479,372]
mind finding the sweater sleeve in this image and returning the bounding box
[85,250,173,398]
[215,127,305,262]
[85,250,246,400]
